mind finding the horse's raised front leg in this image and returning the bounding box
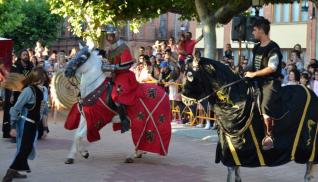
[304,162,316,182]
[65,116,88,164]
[125,150,146,163]
[227,166,241,182]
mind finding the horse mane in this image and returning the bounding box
[198,58,240,87]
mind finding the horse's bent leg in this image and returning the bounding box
[304,162,316,182]
[65,117,87,164]
[234,166,242,182]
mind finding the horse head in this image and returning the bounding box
[182,56,218,102]
[64,40,101,78]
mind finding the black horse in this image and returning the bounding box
[182,57,318,182]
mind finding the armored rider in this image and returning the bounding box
[101,24,137,133]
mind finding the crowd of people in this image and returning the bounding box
[220,42,318,95]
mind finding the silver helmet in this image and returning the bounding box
[102,24,118,34]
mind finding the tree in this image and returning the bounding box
[48,0,314,59]
[0,0,24,36]
[2,0,62,51]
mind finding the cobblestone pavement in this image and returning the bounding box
[0,111,315,182]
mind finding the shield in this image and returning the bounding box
[51,70,80,109]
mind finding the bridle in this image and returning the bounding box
[181,77,246,106]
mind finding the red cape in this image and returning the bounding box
[65,78,172,156]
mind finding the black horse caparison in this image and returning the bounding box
[182,57,318,182]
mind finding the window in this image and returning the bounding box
[273,2,308,23]
[301,0,309,21]
[274,4,281,23]
[292,1,300,22]
[283,4,290,22]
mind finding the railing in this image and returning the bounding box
[145,81,217,126]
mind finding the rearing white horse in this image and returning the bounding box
[62,42,171,164]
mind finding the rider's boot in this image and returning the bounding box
[262,116,274,150]
[116,103,130,133]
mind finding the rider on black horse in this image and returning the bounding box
[244,17,283,150]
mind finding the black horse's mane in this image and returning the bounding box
[197,57,246,97]
[195,57,253,134]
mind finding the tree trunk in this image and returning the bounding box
[202,20,217,59]
[195,0,217,59]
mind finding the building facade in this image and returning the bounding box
[195,1,317,66]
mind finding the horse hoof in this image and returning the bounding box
[125,158,134,163]
[65,158,74,164]
[82,152,89,159]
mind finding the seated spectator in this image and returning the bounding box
[310,70,318,96]
[133,62,144,82]
[282,69,300,86]
[300,72,311,88]
[289,50,304,71]
[283,64,297,84]
[224,43,233,59]
[307,64,318,79]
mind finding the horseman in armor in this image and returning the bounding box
[101,24,136,133]
[245,17,283,150]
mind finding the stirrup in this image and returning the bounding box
[262,135,274,150]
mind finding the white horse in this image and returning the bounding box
[63,42,143,164]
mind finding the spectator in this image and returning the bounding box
[27,48,35,58]
[289,50,304,71]
[155,53,164,65]
[133,62,144,82]
[177,33,186,66]
[139,46,145,57]
[183,31,203,58]
[145,46,155,62]
[12,52,17,64]
[167,37,178,53]
[149,54,161,81]
[55,52,67,71]
[307,64,317,79]
[2,49,33,139]
[152,40,161,55]
[310,70,318,96]
[282,69,300,86]
[160,41,168,54]
[30,56,38,68]
[68,47,77,59]
[300,72,311,88]
[42,46,49,57]
[224,43,233,59]
[283,64,297,84]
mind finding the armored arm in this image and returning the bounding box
[101,62,132,72]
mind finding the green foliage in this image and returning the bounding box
[48,0,174,41]
[0,0,24,36]
[3,0,62,51]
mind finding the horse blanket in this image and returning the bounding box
[65,78,171,156]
